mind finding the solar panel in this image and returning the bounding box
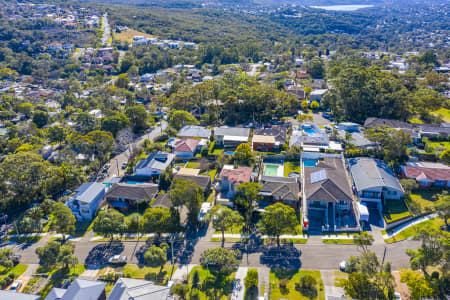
[311,170,327,184]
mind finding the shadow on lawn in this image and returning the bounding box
[84,241,124,266]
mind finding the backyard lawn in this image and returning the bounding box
[284,161,301,177]
[188,266,235,300]
[383,200,411,224]
[186,161,201,169]
[385,217,445,243]
[270,269,325,300]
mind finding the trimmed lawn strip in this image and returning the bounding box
[0,264,28,281]
[186,161,201,168]
[385,217,445,243]
[123,265,176,284]
[322,239,355,245]
[188,266,235,300]
[270,269,325,300]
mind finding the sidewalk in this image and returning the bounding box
[172,264,195,282]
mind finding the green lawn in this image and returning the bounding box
[432,108,450,123]
[7,236,42,243]
[123,264,176,284]
[270,269,325,300]
[410,188,446,211]
[383,200,411,224]
[284,161,301,177]
[322,239,355,245]
[188,266,235,300]
[214,223,244,234]
[208,169,217,181]
[206,190,216,204]
[408,118,424,124]
[212,148,224,155]
[0,264,28,281]
[186,161,201,168]
[385,217,445,243]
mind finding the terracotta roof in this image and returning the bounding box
[220,167,253,184]
[174,138,200,153]
[403,165,450,181]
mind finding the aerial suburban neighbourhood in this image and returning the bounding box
[0,0,448,300]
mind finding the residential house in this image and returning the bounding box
[309,89,328,102]
[173,173,211,192]
[401,162,450,188]
[286,86,306,100]
[45,279,106,300]
[301,152,357,232]
[105,183,159,211]
[217,165,254,206]
[349,158,404,210]
[337,131,377,149]
[254,126,288,145]
[0,291,40,300]
[418,124,450,138]
[65,182,106,221]
[252,135,276,152]
[97,47,113,57]
[135,152,175,177]
[259,176,299,209]
[214,127,250,148]
[173,138,201,158]
[107,278,172,300]
[177,125,211,139]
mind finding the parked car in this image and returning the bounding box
[339,260,346,271]
[108,255,127,264]
[121,162,127,169]
[11,254,21,264]
[9,280,22,292]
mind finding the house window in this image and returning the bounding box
[81,209,89,214]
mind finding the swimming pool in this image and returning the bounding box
[264,164,281,176]
[303,128,319,136]
[303,159,317,167]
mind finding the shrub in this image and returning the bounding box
[295,274,317,290]
[279,278,289,289]
[189,288,200,300]
[192,270,200,288]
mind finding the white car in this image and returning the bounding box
[394,292,402,300]
[9,280,22,292]
[339,260,347,271]
[108,255,127,264]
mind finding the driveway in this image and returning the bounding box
[232,267,247,300]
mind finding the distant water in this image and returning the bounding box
[310,4,374,11]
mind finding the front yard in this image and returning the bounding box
[270,269,325,300]
[385,217,445,243]
[409,188,446,211]
[383,200,412,224]
[188,266,235,300]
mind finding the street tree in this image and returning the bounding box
[434,196,450,228]
[93,210,127,241]
[51,202,76,240]
[0,249,15,268]
[140,207,173,238]
[439,148,450,165]
[234,182,261,233]
[125,104,150,133]
[200,248,240,275]
[58,242,77,270]
[26,206,43,231]
[169,179,203,225]
[353,232,374,252]
[258,203,297,247]
[144,245,167,272]
[209,205,243,246]
[32,110,49,128]
[36,241,61,267]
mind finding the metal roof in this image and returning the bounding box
[73,182,105,204]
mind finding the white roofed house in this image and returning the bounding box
[214,127,250,148]
[65,182,106,221]
[135,151,175,177]
[177,125,211,139]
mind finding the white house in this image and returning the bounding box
[65,182,106,221]
[135,151,175,177]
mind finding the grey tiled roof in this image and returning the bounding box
[0,291,40,300]
[304,157,353,203]
[349,157,403,193]
[173,174,211,190]
[105,183,159,202]
[260,181,299,202]
[254,126,288,144]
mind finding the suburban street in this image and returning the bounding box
[101,12,110,46]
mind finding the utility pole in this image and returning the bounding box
[115,159,119,177]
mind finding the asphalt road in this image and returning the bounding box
[8,236,419,271]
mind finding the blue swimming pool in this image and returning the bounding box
[224,151,234,155]
[303,128,318,136]
[303,159,317,167]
